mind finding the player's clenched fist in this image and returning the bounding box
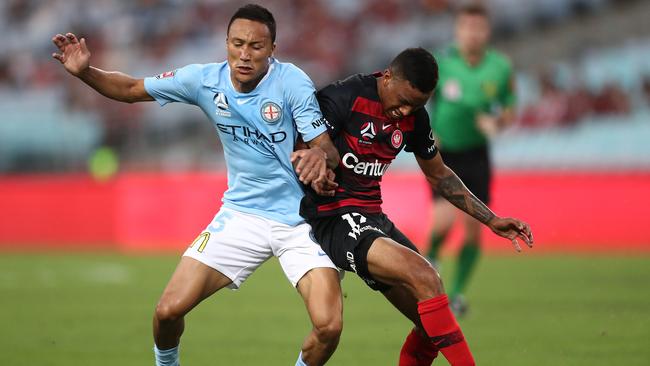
[51,33,90,76]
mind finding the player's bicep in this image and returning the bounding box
[144,65,201,106]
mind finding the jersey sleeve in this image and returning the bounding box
[144,64,203,106]
[316,80,353,139]
[283,65,327,143]
[404,108,438,160]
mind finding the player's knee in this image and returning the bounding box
[409,261,444,298]
[155,299,186,323]
[313,317,343,345]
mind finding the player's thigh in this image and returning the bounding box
[296,267,343,328]
[158,256,233,316]
[183,207,273,290]
[366,237,426,284]
[271,221,338,288]
[310,212,416,292]
[366,237,440,298]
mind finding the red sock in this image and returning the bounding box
[399,328,439,366]
[418,295,475,366]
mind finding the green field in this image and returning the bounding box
[0,253,648,365]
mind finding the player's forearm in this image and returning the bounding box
[322,144,340,170]
[307,134,340,169]
[77,66,151,103]
[432,167,496,225]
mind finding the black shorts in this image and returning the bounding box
[308,211,419,292]
[433,145,492,204]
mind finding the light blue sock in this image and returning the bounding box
[295,351,307,366]
[154,345,179,366]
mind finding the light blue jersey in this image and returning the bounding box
[144,59,327,226]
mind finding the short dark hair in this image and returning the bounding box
[389,48,439,93]
[227,4,276,42]
[457,3,489,19]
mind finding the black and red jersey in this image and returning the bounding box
[300,73,438,219]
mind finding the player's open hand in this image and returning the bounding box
[52,33,90,76]
[291,146,327,185]
[487,217,534,252]
[311,168,338,197]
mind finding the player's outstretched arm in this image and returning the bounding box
[52,33,153,103]
[416,154,534,251]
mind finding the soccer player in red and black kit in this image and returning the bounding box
[300,48,534,365]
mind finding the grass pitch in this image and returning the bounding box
[0,252,648,365]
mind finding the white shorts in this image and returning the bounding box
[183,207,336,289]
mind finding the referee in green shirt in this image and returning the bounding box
[426,4,516,316]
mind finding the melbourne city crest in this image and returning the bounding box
[260,102,282,124]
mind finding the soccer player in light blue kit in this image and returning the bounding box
[52,5,342,366]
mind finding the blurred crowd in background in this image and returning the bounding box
[1,0,649,173]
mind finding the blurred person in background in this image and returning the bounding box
[592,82,631,116]
[518,71,571,128]
[52,4,344,366]
[301,47,532,366]
[425,3,516,316]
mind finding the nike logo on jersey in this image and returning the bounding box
[382,123,392,130]
[236,98,253,105]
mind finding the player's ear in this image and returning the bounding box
[383,69,392,86]
[270,42,276,55]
